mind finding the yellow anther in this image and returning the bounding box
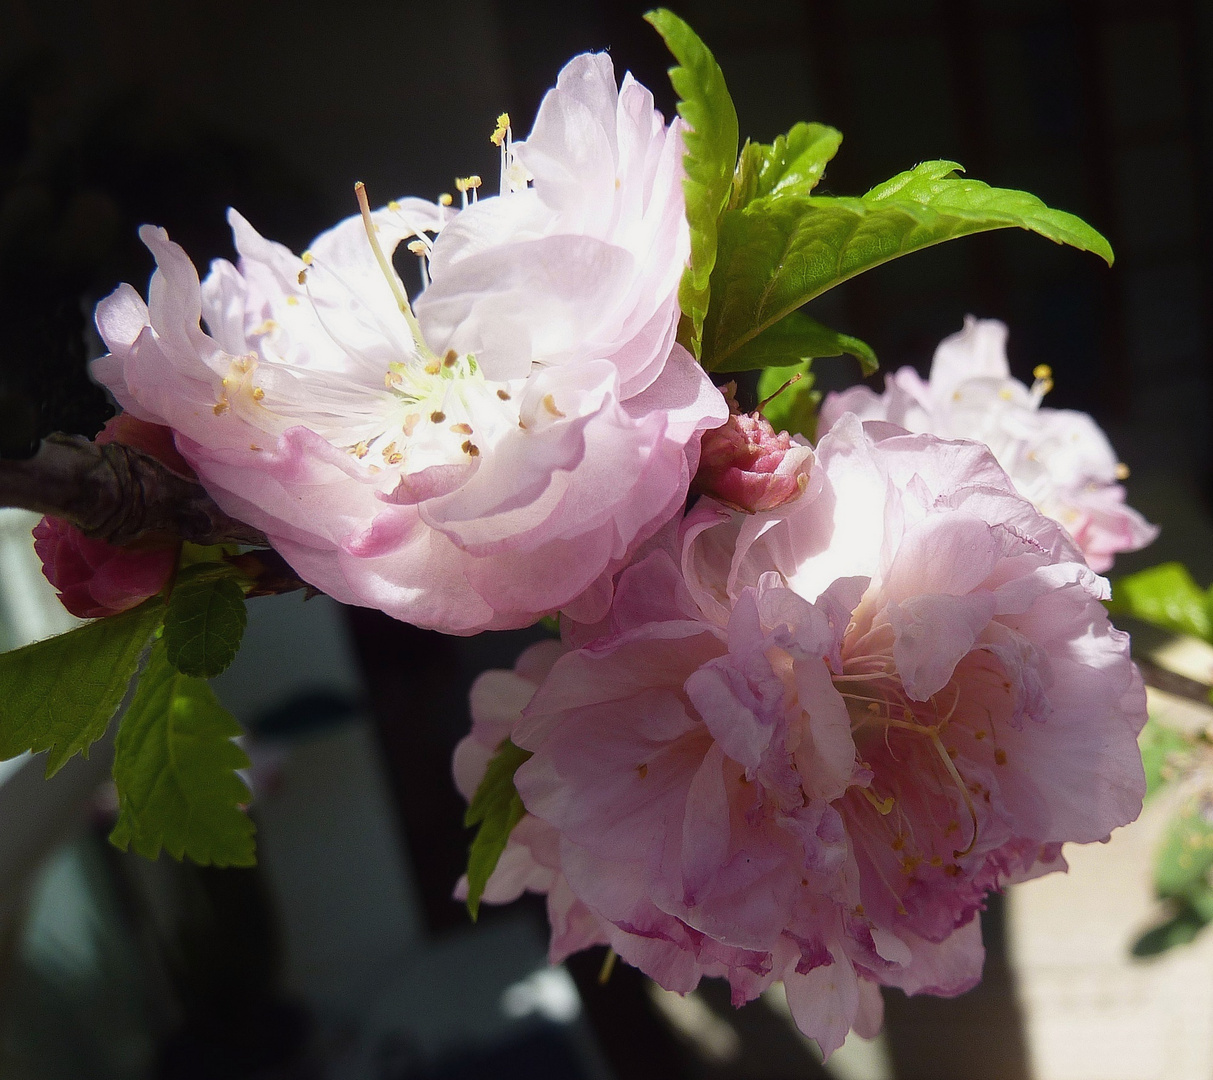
[352,442,369,459]
[862,788,894,815]
[1114,462,1131,480]
[543,393,565,418]
[213,399,229,416]
[297,269,308,285]
[388,200,401,211]
[438,193,453,206]
[407,240,428,256]
[425,360,441,375]
[251,319,278,336]
[285,295,300,307]
[490,112,510,146]
[385,370,403,388]
[251,387,265,401]
[998,387,1014,401]
[380,441,398,460]
[386,452,403,465]
[1033,364,1052,381]
[455,175,482,192]
[301,250,313,265]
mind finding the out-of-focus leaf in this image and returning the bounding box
[756,361,820,442]
[1132,903,1211,957]
[1155,799,1213,900]
[1139,715,1195,800]
[1109,562,1213,642]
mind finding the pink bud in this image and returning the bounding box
[31,414,186,619]
[693,393,813,514]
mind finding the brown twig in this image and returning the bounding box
[0,434,268,547]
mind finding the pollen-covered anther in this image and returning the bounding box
[301,250,314,266]
[1114,462,1131,480]
[450,422,473,435]
[490,112,510,146]
[461,439,480,457]
[213,398,230,416]
[430,410,446,423]
[425,360,441,375]
[252,387,265,401]
[408,240,428,256]
[496,389,511,401]
[352,442,369,459]
[443,349,458,368]
[438,192,453,207]
[543,394,565,418]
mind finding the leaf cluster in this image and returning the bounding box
[0,545,254,866]
[646,10,1112,438]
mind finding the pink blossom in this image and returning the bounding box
[819,317,1157,572]
[692,387,813,513]
[467,414,1146,1055]
[91,54,728,634]
[33,415,187,618]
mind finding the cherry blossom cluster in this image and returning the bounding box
[40,50,1154,1054]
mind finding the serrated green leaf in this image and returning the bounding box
[731,122,843,209]
[703,160,1114,370]
[464,738,532,920]
[0,599,165,777]
[109,639,254,867]
[1140,715,1195,799]
[1155,799,1213,900]
[1109,562,1213,642]
[1132,903,1210,957]
[163,567,248,678]
[646,9,739,358]
[711,308,877,375]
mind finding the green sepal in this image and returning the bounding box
[109,638,255,867]
[464,738,532,920]
[702,160,1113,371]
[0,598,165,777]
[756,362,820,443]
[645,9,739,359]
[731,122,843,209]
[711,308,877,375]
[163,564,248,678]
[1108,562,1213,643]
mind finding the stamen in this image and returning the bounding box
[438,193,453,207]
[354,181,431,356]
[929,730,979,859]
[490,112,510,146]
[757,372,803,414]
[1114,462,1130,480]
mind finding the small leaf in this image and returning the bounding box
[109,639,255,867]
[1132,903,1210,957]
[646,9,739,358]
[163,567,248,678]
[1155,799,1213,900]
[0,599,165,777]
[1139,715,1195,799]
[711,309,877,375]
[1109,562,1213,642]
[756,362,820,442]
[464,738,532,920]
[703,160,1113,370]
[731,122,843,208]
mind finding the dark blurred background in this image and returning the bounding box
[0,1,1211,1078]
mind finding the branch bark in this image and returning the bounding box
[0,434,268,547]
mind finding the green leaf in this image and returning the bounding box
[645,9,739,358]
[1132,903,1210,957]
[0,599,165,777]
[731,122,843,208]
[711,308,877,375]
[702,160,1114,370]
[109,639,255,867]
[756,362,820,442]
[1109,562,1213,642]
[163,565,248,678]
[1140,715,1195,799]
[1155,799,1213,900]
[464,738,532,920]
